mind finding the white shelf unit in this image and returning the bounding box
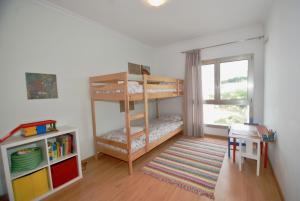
[0,126,82,201]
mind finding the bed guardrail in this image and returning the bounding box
[89,72,127,83]
[89,72,184,100]
[144,75,184,98]
[89,72,127,100]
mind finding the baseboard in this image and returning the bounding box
[81,155,96,172]
[81,155,95,163]
[269,160,285,201]
[204,133,227,140]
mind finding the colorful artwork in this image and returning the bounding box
[25,73,58,99]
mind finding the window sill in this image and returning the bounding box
[204,124,229,129]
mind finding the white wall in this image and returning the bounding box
[153,24,265,136]
[264,1,300,200]
[0,0,154,195]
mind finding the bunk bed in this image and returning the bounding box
[89,72,184,174]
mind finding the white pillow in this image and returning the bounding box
[123,126,144,135]
[160,114,182,122]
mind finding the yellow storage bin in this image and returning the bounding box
[22,127,37,137]
[12,168,49,201]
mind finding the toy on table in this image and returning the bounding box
[0,120,57,143]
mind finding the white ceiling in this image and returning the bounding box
[45,0,273,47]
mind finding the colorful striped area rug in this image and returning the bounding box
[143,138,227,200]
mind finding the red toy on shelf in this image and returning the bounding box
[0,120,57,143]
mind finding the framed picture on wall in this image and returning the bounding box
[128,62,141,75]
[128,63,151,75]
[25,72,58,99]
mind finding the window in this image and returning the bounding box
[202,64,215,100]
[201,55,253,126]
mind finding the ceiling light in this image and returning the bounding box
[147,0,167,7]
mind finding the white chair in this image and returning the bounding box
[238,137,261,176]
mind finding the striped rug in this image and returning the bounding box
[143,138,227,199]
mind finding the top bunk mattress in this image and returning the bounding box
[97,115,183,153]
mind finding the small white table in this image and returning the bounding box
[229,124,261,176]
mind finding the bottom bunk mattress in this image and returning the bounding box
[97,115,183,154]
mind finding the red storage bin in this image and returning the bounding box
[51,157,78,188]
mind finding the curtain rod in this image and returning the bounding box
[181,35,264,54]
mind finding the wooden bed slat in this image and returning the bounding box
[98,146,128,161]
[131,131,145,140]
[145,75,178,83]
[91,83,125,91]
[147,84,177,89]
[90,72,127,83]
[148,93,179,99]
[129,93,144,101]
[130,113,145,121]
[93,93,125,101]
[128,92,182,101]
[96,137,127,149]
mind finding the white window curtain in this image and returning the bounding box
[183,50,204,137]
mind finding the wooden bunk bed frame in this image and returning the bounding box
[89,72,184,174]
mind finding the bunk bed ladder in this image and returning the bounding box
[124,75,149,175]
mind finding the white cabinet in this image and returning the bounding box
[0,126,82,201]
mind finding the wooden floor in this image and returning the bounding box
[45,135,283,201]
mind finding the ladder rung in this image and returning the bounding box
[130,113,145,121]
[131,130,145,139]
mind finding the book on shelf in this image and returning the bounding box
[48,134,73,161]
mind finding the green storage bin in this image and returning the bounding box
[11,147,43,172]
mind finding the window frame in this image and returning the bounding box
[201,54,254,128]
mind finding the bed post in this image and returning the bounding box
[124,73,133,175]
[181,80,185,135]
[90,81,99,159]
[156,99,160,118]
[176,80,180,96]
[143,75,149,152]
